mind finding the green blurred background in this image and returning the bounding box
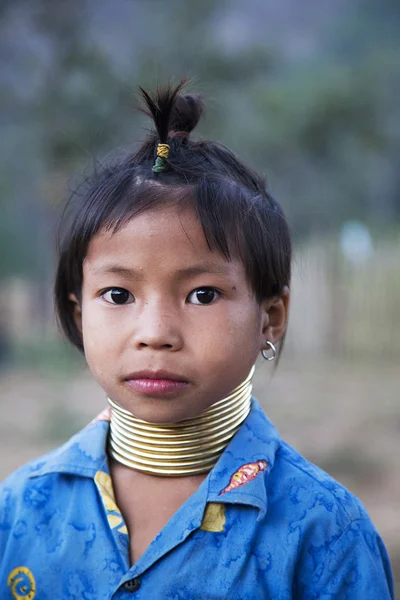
[0,0,399,588]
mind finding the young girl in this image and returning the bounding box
[0,82,393,599]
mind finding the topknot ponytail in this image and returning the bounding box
[170,94,204,135]
[139,79,203,145]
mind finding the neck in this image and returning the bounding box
[107,366,254,477]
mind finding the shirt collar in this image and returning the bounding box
[28,399,280,519]
[207,398,280,519]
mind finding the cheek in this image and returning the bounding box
[202,306,262,368]
[80,307,120,368]
[82,317,105,349]
[195,307,260,346]
[81,330,108,375]
[229,306,263,347]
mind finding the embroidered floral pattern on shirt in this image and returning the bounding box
[219,460,268,495]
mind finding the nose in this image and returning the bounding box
[133,301,183,352]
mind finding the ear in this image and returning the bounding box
[68,293,83,334]
[259,287,290,348]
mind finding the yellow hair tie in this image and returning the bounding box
[156,143,170,159]
[152,143,170,173]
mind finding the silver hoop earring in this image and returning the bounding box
[261,340,276,361]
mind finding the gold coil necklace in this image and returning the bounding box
[107,366,254,476]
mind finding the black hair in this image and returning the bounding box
[55,80,292,353]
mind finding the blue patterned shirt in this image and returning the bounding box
[0,399,394,599]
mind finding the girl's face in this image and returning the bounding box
[72,204,288,423]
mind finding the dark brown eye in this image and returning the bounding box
[187,288,220,305]
[102,288,133,305]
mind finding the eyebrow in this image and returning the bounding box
[174,264,232,280]
[90,262,232,281]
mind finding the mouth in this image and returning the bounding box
[123,370,190,397]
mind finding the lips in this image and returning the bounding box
[124,370,188,383]
[124,370,190,397]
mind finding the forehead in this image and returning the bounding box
[83,205,240,276]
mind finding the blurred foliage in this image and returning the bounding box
[0,0,399,277]
[36,402,86,443]
[8,337,84,376]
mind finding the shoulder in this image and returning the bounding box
[271,438,366,524]
[1,448,62,494]
[0,447,68,530]
[262,438,393,598]
[0,451,61,565]
[244,400,366,526]
[220,401,393,597]
[0,417,108,528]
